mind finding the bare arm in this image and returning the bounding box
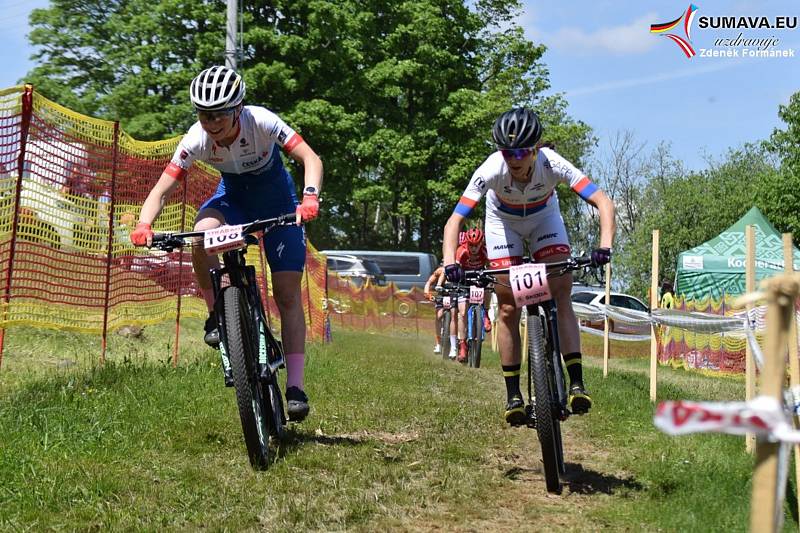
[584,189,616,249]
[442,212,466,266]
[138,172,182,225]
[424,272,437,294]
[287,140,323,192]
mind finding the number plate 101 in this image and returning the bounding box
[204,224,246,254]
[509,263,551,307]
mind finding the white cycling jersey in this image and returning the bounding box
[454,148,597,219]
[164,105,303,180]
[453,148,599,267]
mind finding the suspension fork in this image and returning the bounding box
[544,301,568,414]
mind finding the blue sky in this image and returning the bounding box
[521,0,799,170]
[1,0,798,171]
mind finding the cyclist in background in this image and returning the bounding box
[130,66,322,422]
[423,263,446,354]
[441,108,615,424]
[454,227,492,363]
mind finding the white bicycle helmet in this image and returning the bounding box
[189,66,246,111]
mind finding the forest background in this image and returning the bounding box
[18,0,800,298]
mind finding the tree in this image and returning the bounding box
[23,0,593,255]
[762,90,800,238]
[619,143,777,298]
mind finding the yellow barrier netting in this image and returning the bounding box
[0,85,326,354]
[658,293,752,373]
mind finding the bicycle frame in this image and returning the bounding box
[466,302,485,342]
[210,240,284,379]
[150,213,296,469]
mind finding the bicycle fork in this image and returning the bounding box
[544,302,569,420]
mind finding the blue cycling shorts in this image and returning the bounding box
[199,163,306,272]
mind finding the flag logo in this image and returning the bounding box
[651,4,699,58]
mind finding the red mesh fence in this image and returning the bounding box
[0,85,326,367]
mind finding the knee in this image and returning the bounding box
[498,303,517,322]
[273,287,301,309]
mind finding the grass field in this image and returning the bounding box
[0,322,797,531]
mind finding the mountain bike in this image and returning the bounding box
[435,284,455,360]
[465,255,595,493]
[464,284,491,368]
[436,283,468,360]
[151,213,296,470]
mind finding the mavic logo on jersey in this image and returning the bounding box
[276,241,285,258]
[650,4,699,59]
[493,243,514,250]
[537,232,558,242]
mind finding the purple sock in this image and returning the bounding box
[285,352,305,390]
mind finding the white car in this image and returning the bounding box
[325,253,386,287]
[571,290,650,335]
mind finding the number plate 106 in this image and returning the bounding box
[204,224,245,254]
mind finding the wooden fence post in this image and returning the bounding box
[782,233,800,524]
[650,229,659,402]
[746,225,756,453]
[750,274,796,533]
[603,262,611,377]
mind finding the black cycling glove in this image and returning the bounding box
[591,247,612,267]
[444,263,464,283]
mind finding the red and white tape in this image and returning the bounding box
[654,396,800,443]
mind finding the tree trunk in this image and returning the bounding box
[419,195,432,252]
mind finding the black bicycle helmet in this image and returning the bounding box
[492,108,543,149]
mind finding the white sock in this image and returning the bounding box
[450,335,457,349]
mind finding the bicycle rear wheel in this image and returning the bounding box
[528,312,562,494]
[440,309,451,360]
[222,286,271,470]
[468,305,483,368]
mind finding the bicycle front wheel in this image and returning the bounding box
[223,286,271,470]
[468,305,483,368]
[528,313,562,494]
[440,309,451,360]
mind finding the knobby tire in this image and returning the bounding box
[440,309,451,360]
[528,313,562,494]
[468,305,483,368]
[223,286,271,470]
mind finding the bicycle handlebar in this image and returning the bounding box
[150,213,298,252]
[463,255,596,287]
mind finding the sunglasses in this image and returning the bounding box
[500,147,535,160]
[196,108,236,122]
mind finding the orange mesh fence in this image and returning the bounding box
[0,85,325,366]
[326,275,436,338]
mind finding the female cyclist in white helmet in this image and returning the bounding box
[132,65,323,423]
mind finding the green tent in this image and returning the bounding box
[675,206,800,300]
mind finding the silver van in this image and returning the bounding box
[320,250,437,291]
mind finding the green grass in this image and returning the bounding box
[0,324,797,531]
